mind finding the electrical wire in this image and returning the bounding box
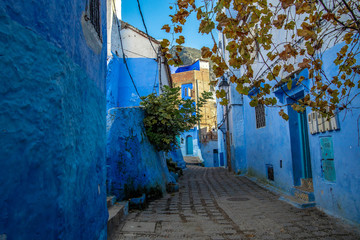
[136,0,158,54]
[112,0,141,99]
[122,48,157,60]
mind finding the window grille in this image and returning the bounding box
[89,0,101,39]
[255,104,266,128]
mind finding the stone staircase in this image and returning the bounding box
[280,178,316,209]
[107,196,128,239]
[183,156,202,165]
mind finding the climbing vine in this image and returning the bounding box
[140,86,212,152]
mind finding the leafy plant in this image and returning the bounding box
[166,158,183,176]
[140,85,212,152]
[161,0,360,119]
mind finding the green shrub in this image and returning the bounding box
[141,86,212,152]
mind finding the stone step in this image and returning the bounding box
[107,201,129,240]
[300,178,314,192]
[292,187,315,202]
[183,156,202,165]
[107,196,116,208]
[279,195,316,209]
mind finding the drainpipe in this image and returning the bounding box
[225,98,232,172]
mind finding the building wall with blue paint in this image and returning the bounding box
[229,43,360,224]
[179,128,203,160]
[217,14,360,223]
[0,1,108,239]
[106,19,172,109]
[228,80,247,174]
[167,148,186,169]
[307,43,360,224]
[106,107,172,200]
[243,95,296,193]
[107,56,161,108]
[201,140,219,167]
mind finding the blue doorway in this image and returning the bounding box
[213,149,219,167]
[186,135,193,155]
[288,92,312,186]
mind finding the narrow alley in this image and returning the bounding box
[112,166,359,240]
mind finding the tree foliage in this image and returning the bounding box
[140,86,212,152]
[162,0,360,119]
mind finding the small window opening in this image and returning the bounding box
[89,0,101,39]
[266,164,274,181]
[255,104,266,129]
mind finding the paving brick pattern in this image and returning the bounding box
[112,166,360,240]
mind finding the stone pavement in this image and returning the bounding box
[112,166,360,240]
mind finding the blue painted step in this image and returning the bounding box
[107,196,116,208]
[292,186,315,202]
[129,194,146,209]
[279,195,316,209]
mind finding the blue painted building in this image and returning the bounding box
[172,60,217,163]
[106,18,173,109]
[201,135,220,168]
[217,21,360,225]
[0,0,108,239]
[105,5,175,200]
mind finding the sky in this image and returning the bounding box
[121,0,215,50]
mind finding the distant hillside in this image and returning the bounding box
[169,46,216,82]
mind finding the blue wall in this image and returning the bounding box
[308,43,360,224]
[106,107,172,200]
[179,128,202,158]
[106,56,159,109]
[167,148,186,169]
[181,83,193,100]
[201,140,218,167]
[243,96,295,192]
[228,82,247,173]
[0,1,108,239]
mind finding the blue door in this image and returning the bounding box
[213,149,219,167]
[288,91,312,186]
[186,135,193,155]
[219,152,224,166]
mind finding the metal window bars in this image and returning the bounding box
[90,0,101,39]
[255,104,266,129]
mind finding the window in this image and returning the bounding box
[255,104,266,128]
[82,0,102,54]
[183,87,188,97]
[320,137,336,182]
[89,0,101,39]
[183,87,192,97]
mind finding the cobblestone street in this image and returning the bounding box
[113,166,360,240]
